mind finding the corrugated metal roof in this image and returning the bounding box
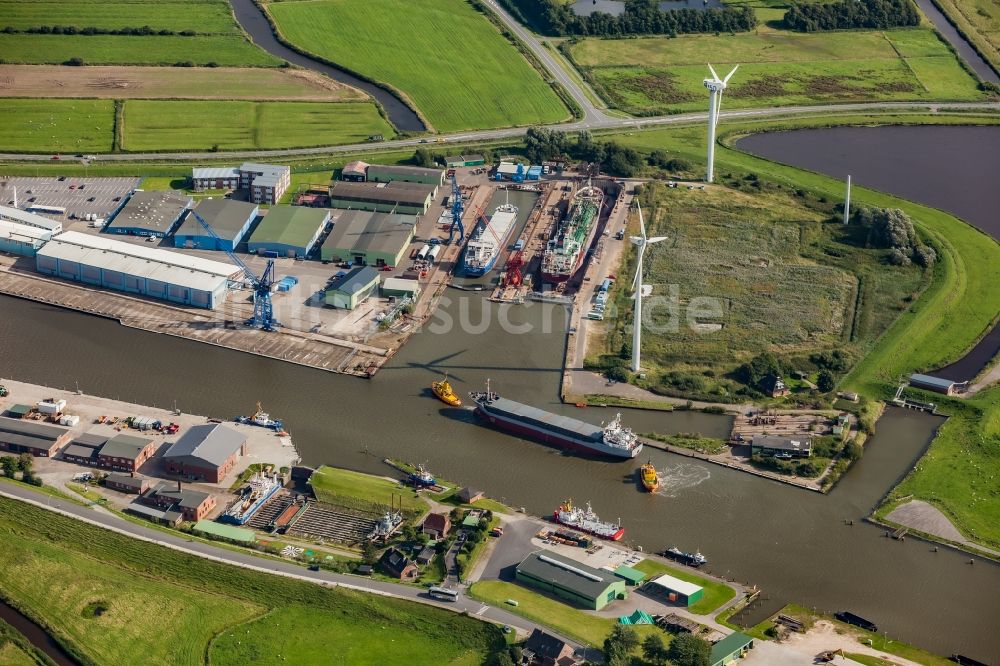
[322,209,415,257]
[328,266,379,296]
[251,205,329,248]
[0,219,51,243]
[192,167,239,180]
[174,198,258,241]
[910,373,955,390]
[329,181,435,206]
[367,164,443,179]
[382,277,420,293]
[0,205,62,232]
[164,423,245,469]
[649,573,703,597]
[0,416,67,440]
[517,549,619,600]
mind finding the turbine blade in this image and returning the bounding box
[648,236,669,244]
[637,200,647,239]
[723,64,740,84]
[707,63,720,82]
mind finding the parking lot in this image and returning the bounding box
[1,176,140,222]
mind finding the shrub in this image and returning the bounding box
[64,56,85,66]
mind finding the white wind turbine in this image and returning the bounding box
[703,63,739,184]
[630,201,668,373]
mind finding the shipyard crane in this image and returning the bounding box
[446,173,466,245]
[189,210,278,331]
[502,250,524,287]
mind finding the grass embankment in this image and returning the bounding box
[0,98,114,153]
[567,27,985,115]
[930,0,1000,75]
[0,619,50,666]
[467,580,662,648]
[631,559,735,615]
[0,0,280,66]
[643,433,727,455]
[0,498,505,665]
[309,465,428,514]
[269,0,569,131]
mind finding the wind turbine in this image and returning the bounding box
[630,201,668,373]
[703,64,739,184]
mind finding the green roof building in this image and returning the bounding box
[366,164,444,188]
[516,549,626,611]
[193,519,256,544]
[613,565,647,586]
[320,210,416,267]
[445,155,486,168]
[328,181,435,216]
[248,205,330,258]
[710,632,754,666]
[324,266,380,310]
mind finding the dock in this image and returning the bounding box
[490,182,561,304]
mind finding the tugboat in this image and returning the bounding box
[662,546,708,567]
[639,461,659,493]
[408,464,436,488]
[235,401,283,430]
[431,374,462,407]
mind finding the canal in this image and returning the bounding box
[0,599,79,666]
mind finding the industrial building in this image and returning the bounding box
[445,154,486,168]
[750,434,812,459]
[191,167,240,191]
[173,198,259,252]
[366,164,444,188]
[0,205,63,234]
[516,550,626,611]
[324,266,380,310]
[645,573,704,607]
[248,205,329,258]
[131,481,216,523]
[36,231,240,309]
[0,219,51,257]
[909,373,966,395]
[104,190,192,237]
[341,161,370,182]
[239,163,290,205]
[61,432,155,472]
[320,209,416,267]
[104,472,149,495]
[328,181,435,216]
[0,416,71,457]
[710,632,754,666]
[163,423,247,483]
[381,277,421,300]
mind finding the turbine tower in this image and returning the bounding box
[703,64,739,184]
[843,174,852,224]
[630,201,668,373]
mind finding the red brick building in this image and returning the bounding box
[140,481,216,522]
[0,416,71,457]
[422,512,451,539]
[163,424,246,483]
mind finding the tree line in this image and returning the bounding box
[783,0,919,32]
[499,0,756,37]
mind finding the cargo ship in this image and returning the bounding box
[639,461,659,493]
[540,182,603,283]
[461,202,519,276]
[469,380,641,460]
[553,499,624,541]
[431,374,462,407]
[662,547,707,568]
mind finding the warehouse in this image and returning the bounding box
[104,190,192,237]
[0,416,71,457]
[909,373,966,395]
[239,163,290,205]
[191,167,240,191]
[445,154,486,168]
[367,164,444,188]
[320,209,416,267]
[0,205,63,234]
[381,277,421,300]
[0,219,51,257]
[325,266,380,310]
[341,161,370,182]
[163,423,247,483]
[516,549,626,611]
[173,198,259,252]
[36,231,240,309]
[645,573,704,607]
[328,181,435,216]
[248,205,329,258]
[750,434,812,459]
[710,632,753,666]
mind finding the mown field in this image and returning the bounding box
[932,0,1000,75]
[119,100,393,151]
[568,27,984,114]
[309,465,428,513]
[0,0,238,33]
[0,98,114,153]
[269,0,569,131]
[0,65,366,101]
[0,498,504,665]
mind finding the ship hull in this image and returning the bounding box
[461,252,500,277]
[553,513,625,541]
[461,207,518,276]
[540,198,601,284]
[474,404,640,460]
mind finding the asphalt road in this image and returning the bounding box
[0,485,599,662]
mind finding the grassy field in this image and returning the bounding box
[631,559,735,615]
[0,498,505,665]
[309,465,428,514]
[0,98,114,153]
[0,0,238,33]
[467,580,662,648]
[0,65,366,101]
[269,0,569,131]
[568,27,984,115]
[119,100,393,151]
[0,620,49,666]
[931,0,1000,75]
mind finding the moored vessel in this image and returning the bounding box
[235,401,283,430]
[640,461,659,492]
[408,464,436,488]
[553,499,624,541]
[461,201,519,276]
[431,374,462,407]
[662,546,707,567]
[540,182,603,283]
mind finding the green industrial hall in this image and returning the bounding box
[247,205,330,258]
[321,210,416,267]
[366,164,444,187]
[516,549,626,611]
[328,181,435,216]
[325,266,380,310]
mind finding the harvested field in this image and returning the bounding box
[0,65,366,101]
[0,0,238,34]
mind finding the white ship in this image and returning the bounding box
[461,202,519,276]
[553,499,625,541]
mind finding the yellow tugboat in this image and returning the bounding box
[640,461,659,493]
[431,374,462,407]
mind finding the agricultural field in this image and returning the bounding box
[119,100,393,151]
[0,65,367,101]
[0,0,238,33]
[0,498,505,665]
[932,0,1000,74]
[0,98,114,153]
[269,0,569,131]
[308,465,428,514]
[567,27,984,115]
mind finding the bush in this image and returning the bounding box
[606,366,632,383]
[64,57,85,66]
[817,370,835,393]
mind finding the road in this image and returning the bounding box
[0,485,599,662]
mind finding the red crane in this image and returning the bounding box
[503,250,525,287]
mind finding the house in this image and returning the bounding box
[324,266,380,310]
[96,433,156,472]
[415,545,436,566]
[760,374,790,397]
[523,629,577,666]
[378,547,418,580]
[137,480,216,522]
[163,423,247,483]
[422,512,451,539]
[0,416,71,457]
[104,472,149,495]
[516,550,626,611]
[457,487,484,504]
[751,434,812,459]
[710,632,754,666]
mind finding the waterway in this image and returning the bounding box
[0,599,78,666]
[227,0,425,132]
[912,0,1000,85]
[737,125,1000,382]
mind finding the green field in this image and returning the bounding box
[309,465,428,514]
[631,559,736,615]
[0,0,238,33]
[568,28,984,114]
[0,498,504,665]
[120,100,393,151]
[0,620,48,666]
[269,0,569,131]
[932,0,1000,74]
[0,98,114,153]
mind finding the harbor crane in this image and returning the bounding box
[190,210,278,331]
[447,173,466,245]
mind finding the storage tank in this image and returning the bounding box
[416,244,431,260]
[426,245,441,264]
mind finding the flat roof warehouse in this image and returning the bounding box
[329,181,436,206]
[105,190,192,236]
[322,209,415,257]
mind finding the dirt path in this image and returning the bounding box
[886,500,1000,557]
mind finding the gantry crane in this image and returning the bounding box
[447,173,465,245]
[190,210,278,331]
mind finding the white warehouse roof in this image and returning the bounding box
[38,231,241,292]
[192,167,240,180]
[0,219,52,243]
[649,574,703,597]
[0,205,63,233]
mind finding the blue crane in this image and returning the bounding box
[189,210,277,332]
[447,173,465,245]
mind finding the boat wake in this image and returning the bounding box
[657,463,711,497]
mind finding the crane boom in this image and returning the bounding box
[447,174,465,245]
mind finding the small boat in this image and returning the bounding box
[409,464,436,488]
[640,461,659,493]
[431,374,462,407]
[235,401,284,430]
